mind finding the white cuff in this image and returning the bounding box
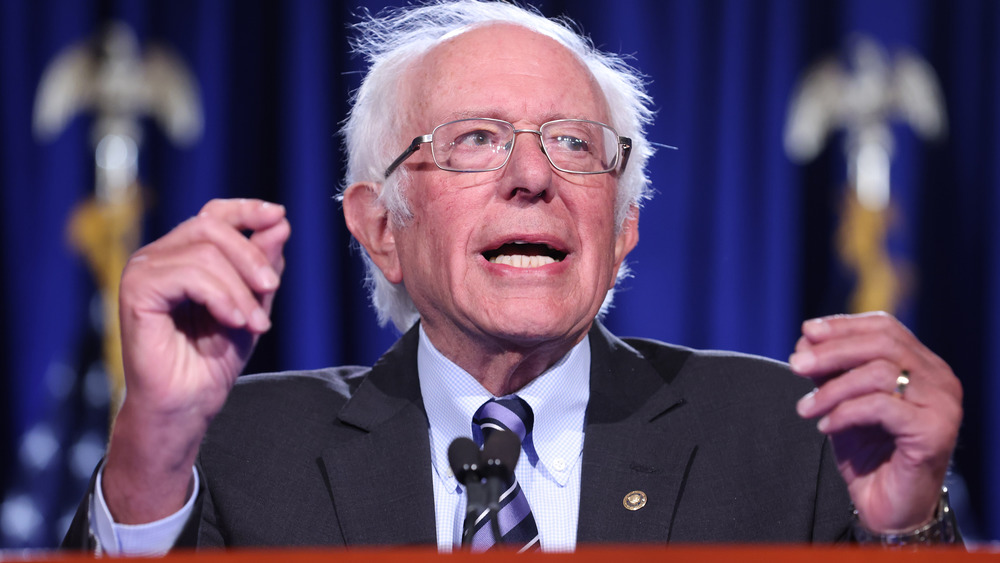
[91,464,199,556]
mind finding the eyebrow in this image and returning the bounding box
[444,109,505,122]
[439,109,598,125]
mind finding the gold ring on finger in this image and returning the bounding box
[893,370,911,400]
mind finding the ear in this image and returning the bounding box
[342,182,403,284]
[609,205,640,287]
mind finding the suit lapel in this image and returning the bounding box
[319,327,438,546]
[577,323,698,544]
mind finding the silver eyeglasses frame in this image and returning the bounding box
[383,117,632,179]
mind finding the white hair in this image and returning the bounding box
[341,0,655,332]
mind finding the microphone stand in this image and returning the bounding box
[448,438,488,547]
[482,431,521,546]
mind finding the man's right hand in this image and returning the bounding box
[102,199,291,524]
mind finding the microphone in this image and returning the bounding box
[448,437,487,546]
[482,430,521,544]
[483,430,520,475]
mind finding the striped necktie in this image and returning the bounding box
[469,395,541,552]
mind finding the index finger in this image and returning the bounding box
[198,198,287,232]
[790,312,949,388]
[799,311,918,344]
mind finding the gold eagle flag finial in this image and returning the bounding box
[33,21,203,422]
[784,35,946,314]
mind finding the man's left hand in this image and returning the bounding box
[790,312,962,533]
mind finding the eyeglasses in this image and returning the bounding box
[383,117,632,178]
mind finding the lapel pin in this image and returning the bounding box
[623,490,647,511]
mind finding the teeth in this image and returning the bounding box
[488,254,558,268]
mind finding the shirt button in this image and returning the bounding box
[552,457,567,472]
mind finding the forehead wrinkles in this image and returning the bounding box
[402,23,611,133]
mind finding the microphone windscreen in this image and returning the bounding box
[448,437,482,481]
[483,430,520,472]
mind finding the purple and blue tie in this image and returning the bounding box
[469,395,541,552]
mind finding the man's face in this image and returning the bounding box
[388,24,638,360]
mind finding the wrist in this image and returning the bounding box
[102,402,204,524]
[851,487,959,547]
[102,455,196,525]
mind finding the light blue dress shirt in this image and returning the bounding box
[417,326,590,552]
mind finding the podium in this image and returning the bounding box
[9,545,989,563]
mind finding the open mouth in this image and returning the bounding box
[482,241,567,268]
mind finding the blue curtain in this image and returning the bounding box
[0,0,996,548]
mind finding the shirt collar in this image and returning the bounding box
[418,326,590,491]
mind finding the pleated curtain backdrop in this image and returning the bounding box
[0,0,997,548]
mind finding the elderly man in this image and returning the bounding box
[65,0,961,554]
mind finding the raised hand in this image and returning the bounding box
[103,199,291,524]
[790,312,962,533]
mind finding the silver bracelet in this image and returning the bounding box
[851,487,958,546]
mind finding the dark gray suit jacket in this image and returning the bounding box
[65,322,852,548]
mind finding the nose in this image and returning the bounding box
[499,129,555,202]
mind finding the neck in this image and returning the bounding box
[421,323,590,396]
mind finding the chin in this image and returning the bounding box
[480,309,593,347]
